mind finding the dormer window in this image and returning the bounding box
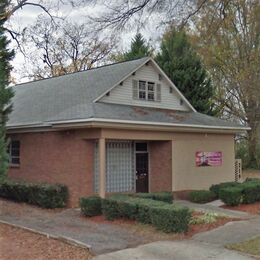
[133,79,161,102]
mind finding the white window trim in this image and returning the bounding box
[138,80,157,102]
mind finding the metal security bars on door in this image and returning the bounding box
[94,141,135,193]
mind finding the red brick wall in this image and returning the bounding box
[8,130,95,207]
[149,141,172,192]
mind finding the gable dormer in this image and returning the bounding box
[97,59,194,112]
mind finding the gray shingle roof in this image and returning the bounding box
[8,57,247,131]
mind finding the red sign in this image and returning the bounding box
[196,151,222,167]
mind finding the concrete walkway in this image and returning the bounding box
[0,199,152,255]
[174,200,251,218]
[94,217,260,260]
[1,198,259,259]
[94,240,253,260]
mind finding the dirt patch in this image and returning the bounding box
[0,223,92,260]
[221,202,260,215]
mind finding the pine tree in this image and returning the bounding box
[113,33,153,61]
[0,0,14,179]
[156,27,216,115]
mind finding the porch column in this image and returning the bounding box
[99,138,106,198]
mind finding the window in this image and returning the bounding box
[8,140,20,165]
[138,80,155,101]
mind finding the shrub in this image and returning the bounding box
[241,181,260,204]
[210,182,239,198]
[0,180,68,208]
[101,198,121,220]
[150,205,191,233]
[80,196,102,217]
[130,192,173,203]
[189,190,217,204]
[101,195,191,233]
[219,187,243,206]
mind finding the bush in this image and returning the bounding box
[80,196,102,217]
[101,195,191,233]
[150,205,191,233]
[0,180,68,208]
[189,190,217,204]
[101,198,121,220]
[130,192,173,203]
[210,182,239,198]
[241,180,260,204]
[219,187,243,206]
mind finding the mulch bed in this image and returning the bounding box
[87,212,239,240]
[0,223,92,260]
[221,201,260,215]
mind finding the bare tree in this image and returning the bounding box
[87,0,226,31]
[21,17,115,79]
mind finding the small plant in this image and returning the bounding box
[80,196,102,217]
[189,212,220,225]
[189,190,217,204]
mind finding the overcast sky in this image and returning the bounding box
[8,2,167,83]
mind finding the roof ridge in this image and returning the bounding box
[12,56,151,88]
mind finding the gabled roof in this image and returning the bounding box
[7,57,249,132]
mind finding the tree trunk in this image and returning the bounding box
[247,120,259,168]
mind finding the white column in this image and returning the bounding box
[99,138,106,198]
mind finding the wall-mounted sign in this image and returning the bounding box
[196,151,222,167]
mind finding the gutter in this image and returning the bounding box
[49,118,250,131]
[6,118,250,133]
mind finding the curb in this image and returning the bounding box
[0,219,92,250]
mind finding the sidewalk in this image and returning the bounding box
[174,200,251,218]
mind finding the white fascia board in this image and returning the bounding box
[50,117,250,131]
[93,57,151,103]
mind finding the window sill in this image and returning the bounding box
[10,164,20,168]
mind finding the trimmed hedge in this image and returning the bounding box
[189,190,217,204]
[150,205,191,233]
[241,180,260,204]
[101,195,191,233]
[0,180,68,208]
[209,182,239,198]
[219,187,243,206]
[219,180,260,206]
[80,196,102,217]
[130,192,173,203]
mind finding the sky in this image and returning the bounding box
[8,1,167,83]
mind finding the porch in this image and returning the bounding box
[94,138,172,198]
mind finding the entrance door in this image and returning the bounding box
[135,143,149,193]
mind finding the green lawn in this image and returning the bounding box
[226,236,260,256]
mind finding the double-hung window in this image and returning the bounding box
[138,81,155,101]
[8,140,20,165]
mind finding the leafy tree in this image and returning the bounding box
[191,0,260,168]
[113,33,152,62]
[156,27,216,115]
[0,0,14,179]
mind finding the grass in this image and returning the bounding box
[226,236,260,256]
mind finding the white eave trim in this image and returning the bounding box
[93,57,150,103]
[49,117,250,131]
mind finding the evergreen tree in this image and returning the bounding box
[156,27,216,115]
[113,33,152,61]
[0,1,14,179]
